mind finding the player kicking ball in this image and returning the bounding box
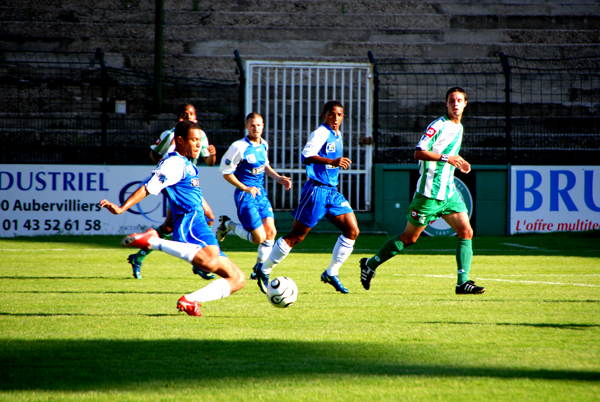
[100,120,245,316]
[359,87,485,295]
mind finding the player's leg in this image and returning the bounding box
[217,191,265,243]
[321,210,359,293]
[127,209,174,279]
[255,219,312,294]
[250,216,276,280]
[442,211,484,294]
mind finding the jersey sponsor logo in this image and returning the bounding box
[251,165,265,175]
[185,165,196,175]
[246,154,257,164]
[425,127,437,138]
[191,178,200,187]
[326,143,336,153]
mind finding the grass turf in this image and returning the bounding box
[0,232,599,401]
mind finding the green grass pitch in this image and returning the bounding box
[1,232,599,401]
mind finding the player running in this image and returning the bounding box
[359,87,486,295]
[215,112,292,280]
[100,120,246,316]
[127,103,217,281]
[255,100,360,294]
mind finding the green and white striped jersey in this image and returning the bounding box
[415,114,463,200]
[150,127,211,165]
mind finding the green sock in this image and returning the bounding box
[456,238,473,285]
[135,226,172,262]
[367,234,405,270]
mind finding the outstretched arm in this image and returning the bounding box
[265,165,292,190]
[100,185,150,215]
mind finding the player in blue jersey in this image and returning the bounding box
[127,103,217,281]
[100,120,246,316]
[255,100,360,294]
[216,112,292,279]
[359,87,485,295]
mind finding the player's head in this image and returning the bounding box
[245,112,264,141]
[174,120,202,159]
[446,87,467,102]
[322,100,344,131]
[445,87,467,121]
[175,103,196,122]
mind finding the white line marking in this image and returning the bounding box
[399,274,600,288]
[501,243,540,250]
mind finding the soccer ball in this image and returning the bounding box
[266,277,298,308]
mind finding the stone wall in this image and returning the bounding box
[2,0,599,80]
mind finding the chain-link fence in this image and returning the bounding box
[370,52,600,165]
[0,49,241,165]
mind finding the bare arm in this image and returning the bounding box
[303,155,352,169]
[414,150,471,173]
[265,165,292,190]
[222,173,261,198]
[100,185,150,215]
[202,145,217,167]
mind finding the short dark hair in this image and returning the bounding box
[245,112,263,124]
[175,103,195,119]
[174,120,200,140]
[446,87,467,101]
[322,100,344,115]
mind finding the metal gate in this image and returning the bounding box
[245,61,373,212]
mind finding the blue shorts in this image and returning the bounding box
[234,187,274,231]
[291,180,354,228]
[172,209,226,257]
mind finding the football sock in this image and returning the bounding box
[229,221,253,243]
[367,234,404,270]
[456,238,473,285]
[186,278,231,303]
[257,239,274,264]
[148,237,201,264]
[134,226,171,262]
[326,235,355,276]
[261,237,291,275]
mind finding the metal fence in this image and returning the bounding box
[1,50,598,167]
[370,52,600,165]
[0,49,241,165]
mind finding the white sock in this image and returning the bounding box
[185,278,231,303]
[229,221,253,243]
[261,237,291,275]
[326,235,355,276]
[256,239,274,263]
[149,237,200,263]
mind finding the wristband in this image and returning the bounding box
[440,154,449,162]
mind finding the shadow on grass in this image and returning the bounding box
[0,339,598,392]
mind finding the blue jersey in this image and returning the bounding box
[301,123,343,187]
[219,136,269,188]
[145,152,204,219]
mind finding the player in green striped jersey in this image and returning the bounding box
[360,87,485,295]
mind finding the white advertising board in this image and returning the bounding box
[510,166,600,235]
[0,165,237,237]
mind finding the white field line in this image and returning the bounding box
[500,243,540,249]
[401,274,600,288]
